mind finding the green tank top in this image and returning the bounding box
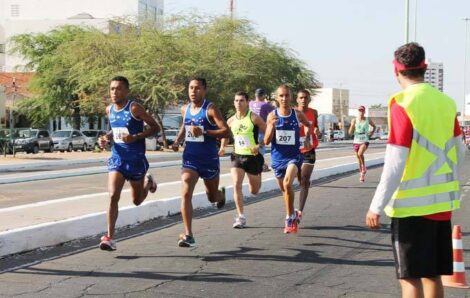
[231,111,257,155]
[353,117,369,144]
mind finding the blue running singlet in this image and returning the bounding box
[109,100,145,160]
[183,99,219,172]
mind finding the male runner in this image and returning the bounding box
[219,91,266,228]
[172,78,229,247]
[99,76,158,251]
[295,89,319,222]
[264,84,311,234]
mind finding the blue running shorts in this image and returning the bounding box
[182,157,220,180]
[107,155,149,181]
[272,154,304,179]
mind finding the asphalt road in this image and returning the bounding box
[0,146,386,208]
[1,151,469,297]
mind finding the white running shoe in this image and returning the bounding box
[232,216,247,229]
[146,173,158,193]
[99,235,116,251]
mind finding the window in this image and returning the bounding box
[0,44,5,53]
[10,4,19,17]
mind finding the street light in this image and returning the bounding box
[404,0,410,43]
[463,17,470,124]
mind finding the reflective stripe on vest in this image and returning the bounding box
[384,84,460,218]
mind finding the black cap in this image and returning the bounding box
[255,88,266,96]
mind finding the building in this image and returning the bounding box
[0,0,164,71]
[0,72,34,128]
[311,88,349,128]
[424,59,444,92]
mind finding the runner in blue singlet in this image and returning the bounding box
[98,76,159,251]
[172,78,230,247]
[264,85,312,234]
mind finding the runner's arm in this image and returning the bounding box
[264,112,277,145]
[129,103,159,141]
[251,113,267,133]
[368,119,377,138]
[348,118,356,135]
[172,105,187,150]
[207,105,230,139]
[218,117,233,156]
[296,111,311,139]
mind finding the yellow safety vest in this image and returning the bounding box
[384,83,461,218]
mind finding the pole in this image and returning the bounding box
[339,85,344,135]
[414,0,418,41]
[8,77,17,155]
[405,0,410,43]
[463,18,470,123]
[229,0,234,19]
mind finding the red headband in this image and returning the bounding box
[393,59,427,71]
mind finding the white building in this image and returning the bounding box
[0,0,164,71]
[424,59,444,92]
[312,88,349,122]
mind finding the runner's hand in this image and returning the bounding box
[250,145,259,155]
[366,210,381,229]
[218,147,225,157]
[267,116,278,127]
[190,125,203,137]
[121,133,136,144]
[98,136,109,149]
[171,142,179,152]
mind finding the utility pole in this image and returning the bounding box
[404,0,410,43]
[463,17,470,123]
[8,77,17,156]
[229,0,235,19]
[339,84,344,135]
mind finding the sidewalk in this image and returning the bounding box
[0,152,385,257]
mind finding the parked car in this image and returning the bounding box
[13,129,54,154]
[333,130,345,141]
[82,130,109,151]
[157,129,179,145]
[379,132,389,140]
[52,130,88,152]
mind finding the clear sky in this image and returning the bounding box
[165,0,470,111]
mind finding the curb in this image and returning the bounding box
[0,157,384,257]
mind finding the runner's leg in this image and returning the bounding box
[107,171,126,239]
[181,169,199,236]
[299,163,314,212]
[231,167,246,216]
[283,164,299,217]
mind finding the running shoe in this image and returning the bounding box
[216,187,226,209]
[262,164,271,172]
[232,215,247,229]
[284,218,295,234]
[99,235,116,251]
[146,173,158,193]
[359,171,365,183]
[178,234,196,247]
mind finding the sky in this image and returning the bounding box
[165,0,470,111]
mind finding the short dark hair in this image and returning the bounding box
[189,77,207,89]
[394,42,426,78]
[235,91,249,100]
[297,89,311,97]
[110,76,129,89]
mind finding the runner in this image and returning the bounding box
[172,78,229,247]
[295,89,319,222]
[264,84,311,234]
[98,76,159,251]
[348,106,376,182]
[219,91,266,228]
[249,88,275,172]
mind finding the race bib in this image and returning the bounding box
[112,127,129,144]
[234,136,253,149]
[355,133,367,142]
[276,130,295,145]
[185,125,204,142]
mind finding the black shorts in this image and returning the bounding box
[391,217,452,279]
[231,153,264,175]
[302,148,316,165]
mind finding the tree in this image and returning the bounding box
[11,15,319,139]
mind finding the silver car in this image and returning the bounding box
[82,130,108,151]
[52,130,88,152]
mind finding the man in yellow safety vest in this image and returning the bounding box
[366,42,465,298]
